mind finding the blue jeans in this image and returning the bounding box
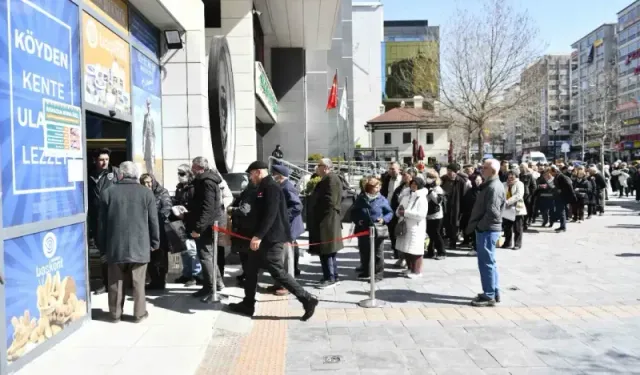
[475,231,500,299]
[319,253,339,282]
[181,240,202,278]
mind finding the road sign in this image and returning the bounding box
[561,142,571,153]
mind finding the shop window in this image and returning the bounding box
[384,133,392,145]
[426,132,434,144]
[402,132,411,144]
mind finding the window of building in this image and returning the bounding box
[426,132,434,144]
[402,132,411,144]
[403,156,412,165]
[253,8,264,65]
[384,132,392,145]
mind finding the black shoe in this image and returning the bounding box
[513,246,521,250]
[195,276,204,286]
[554,228,566,233]
[294,269,301,277]
[355,266,363,273]
[216,283,225,292]
[501,244,512,249]
[478,293,500,303]
[228,302,255,317]
[145,283,166,291]
[94,286,107,295]
[424,253,435,259]
[133,312,149,323]
[357,272,370,280]
[541,221,548,227]
[301,298,319,321]
[192,288,212,298]
[174,275,190,284]
[368,274,383,283]
[184,278,197,287]
[471,294,496,307]
[201,292,223,303]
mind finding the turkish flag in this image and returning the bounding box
[326,72,338,111]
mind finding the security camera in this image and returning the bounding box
[109,109,116,117]
[252,9,262,16]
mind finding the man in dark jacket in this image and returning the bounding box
[441,163,468,250]
[229,161,318,321]
[550,166,576,232]
[98,162,159,323]
[308,158,344,288]
[172,164,201,286]
[271,164,304,295]
[271,145,284,159]
[380,162,402,259]
[229,182,258,285]
[465,159,505,307]
[184,156,224,302]
[88,148,120,295]
[518,164,537,230]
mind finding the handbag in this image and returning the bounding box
[395,194,420,237]
[165,220,189,254]
[366,208,389,239]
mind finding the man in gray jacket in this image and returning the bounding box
[465,159,505,307]
[98,161,160,323]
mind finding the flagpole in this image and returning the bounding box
[335,69,341,160]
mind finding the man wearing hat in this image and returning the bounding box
[229,161,318,320]
[269,164,304,295]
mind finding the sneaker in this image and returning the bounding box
[407,273,422,279]
[467,250,477,256]
[471,294,496,307]
[554,228,566,233]
[435,255,446,260]
[513,246,521,250]
[228,302,255,317]
[316,280,338,289]
[478,292,501,303]
[184,278,197,287]
[394,259,406,268]
[301,298,319,321]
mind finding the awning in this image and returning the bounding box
[255,62,277,124]
[134,0,186,31]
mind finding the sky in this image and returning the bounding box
[369,0,632,54]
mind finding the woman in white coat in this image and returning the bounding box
[503,170,527,250]
[395,176,429,278]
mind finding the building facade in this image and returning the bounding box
[351,1,383,148]
[617,1,640,159]
[570,23,617,159]
[0,0,343,371]
[382,20,439,107]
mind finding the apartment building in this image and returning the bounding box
[570,24,617,158]
[617,1,640,158]
[520,55,571,156]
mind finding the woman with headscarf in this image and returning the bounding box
[395,176,429,278]
[172,164,201,286]
[140,173,172,290]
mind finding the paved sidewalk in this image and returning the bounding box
[17,197,640,375]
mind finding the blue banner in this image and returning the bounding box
[4,223,88,362]
[131,48,163,181]
[0,0,84,227]
[130,9,159,57]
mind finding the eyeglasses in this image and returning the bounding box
[178,171,187,176]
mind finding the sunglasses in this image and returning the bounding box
[178,171,187,176]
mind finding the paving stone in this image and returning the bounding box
[354,349,407,370]
[421,348,478,368]
[487,348,547,367]
[465,348,501,368]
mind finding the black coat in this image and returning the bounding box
[519,172,537,199]
[98,179,160,264]
[572,177,592,203]
[151,180,172,248]
[442,174,466,226]
[173,182,195,207]
[185,170,222,239]
[554,173,577,204]
[87,165,119,239]
[253,176,291,244]
[231,183,258,238]
[308,173,344,255]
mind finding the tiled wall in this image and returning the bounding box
[159,0,213,192]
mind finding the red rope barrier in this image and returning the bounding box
[212,225,370,247]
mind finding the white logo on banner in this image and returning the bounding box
[42,232,57,259]
[85,19,98,49]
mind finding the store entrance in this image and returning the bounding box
[85,112,131,168]
[85,112,131,287]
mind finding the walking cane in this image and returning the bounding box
[358,226,385,308]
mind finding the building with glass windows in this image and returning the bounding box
[0,0,344,371]
[617,1,640,159]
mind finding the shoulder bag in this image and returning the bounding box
[395,194,419,237]
[366,208,389,239]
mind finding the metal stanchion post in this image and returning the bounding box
[358,227,385,308]
[210,221,221,303]
[286,242,294,275]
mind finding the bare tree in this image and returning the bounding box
[582,68,619,166]
[439,0,545,154]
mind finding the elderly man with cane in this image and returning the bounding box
[228,161,318,320]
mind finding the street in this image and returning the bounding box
[16,197,640,375]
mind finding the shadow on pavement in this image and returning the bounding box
[346,289,472,306]
[616,253,640,257]
[608,224,640,229]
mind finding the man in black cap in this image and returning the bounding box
[228,161,318,320]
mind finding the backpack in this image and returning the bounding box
[427,190,442,215]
